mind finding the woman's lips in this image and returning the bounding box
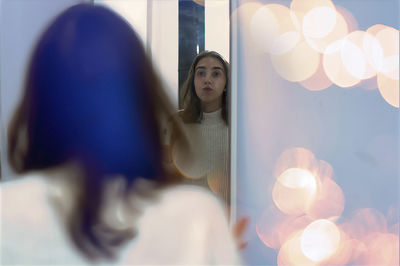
[203,87,213,92]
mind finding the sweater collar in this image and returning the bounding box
[201,109,224,125]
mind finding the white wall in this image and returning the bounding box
[205,0,229,62]
[94,0,148,43]
[150,0,179,106]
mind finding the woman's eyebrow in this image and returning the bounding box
[195,66,206,71]
[195,66,223,71]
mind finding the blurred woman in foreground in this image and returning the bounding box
[1,4,240,264]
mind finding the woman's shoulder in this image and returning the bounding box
[134,183,227,221]
[162,184,222,203]
[1,174,48,202]
[122,184,235,265]
[1,174,87,264]
[154,184,227,218]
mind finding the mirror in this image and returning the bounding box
[94,0,231,206]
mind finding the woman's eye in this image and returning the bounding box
[212,72,221,77]
[197,71,206,77]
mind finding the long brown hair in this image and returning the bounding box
[180,51,229,124]
[8,3,183,262]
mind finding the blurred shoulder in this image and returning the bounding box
[1,174,76,264]
[159,184,226,214]
[1,173,48,199]
[1,173,55,228]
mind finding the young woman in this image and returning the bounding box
[165,51,230,206]
[1,4,240,264]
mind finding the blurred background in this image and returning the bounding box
[1,0,398,265]
[231,0,399,265]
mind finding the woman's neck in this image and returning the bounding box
[201,108,224,125]
[202,99,222,113]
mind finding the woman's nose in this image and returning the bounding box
[205,74,212,84]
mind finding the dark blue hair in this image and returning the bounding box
[24,4,162,178]
[8,3,174,261]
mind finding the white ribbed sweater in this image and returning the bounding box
[167,109,230,205]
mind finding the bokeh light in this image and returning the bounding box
[277,168,317,192]
[377,70,399,108]
[307,177,345,220]
[270,31,301,55]
[235,0,398,109]
[272,168,317,215]
[256,206,315,251]
[358,233,399,265]
[270,32,320,82]
[277,232,316,266]
[344,31,384,80]
[324,237,355,265]
[367,24,387,36]
[259,144,397,264]
[300,54,333,91]
[375,26,399,76]
[381,54,399,81]
[341,37,367,80]
[273,147,319,179]
[278,215,314,248]
[323,39,361,87]
[300,219,341,262]
[302,6,349,54]
[302,6,337,39]
[361,32,385,76]
[290,0,336,30]
[250,4,296,54]
[371,25,399,108]
[234,0,398,264]
[344,208,388,239]
[256,205,290,249]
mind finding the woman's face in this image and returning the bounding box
[194,56,226,112]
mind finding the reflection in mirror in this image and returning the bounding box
[94,0,230,206]
[172,51,230,206]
